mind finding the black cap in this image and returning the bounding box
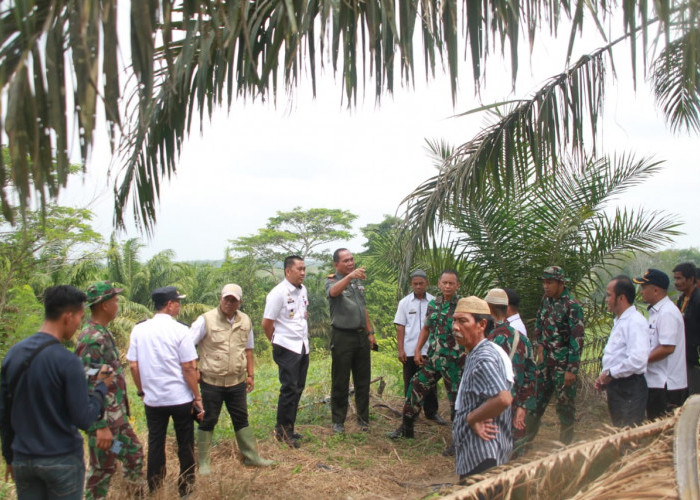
[633,269,670,290]
[151,286,186,303]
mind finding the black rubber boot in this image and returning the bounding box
[388,415,414,439]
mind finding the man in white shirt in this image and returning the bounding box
[263,256,309,448]
[595,276,650,427]
[393,269,445,424]
[633,269,688,420]
[504,288,527,337]
[127,286,202,497]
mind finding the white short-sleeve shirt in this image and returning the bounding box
[645,296,688,390]
[263,279,309,354]
[126,313,198,406]
[393,292,435,356]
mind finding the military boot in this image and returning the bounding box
[197,429,213,476]
[235,427,276,467]
[560,424,574,445]
[388,415,415,439]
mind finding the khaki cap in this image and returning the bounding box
[455,296,491,315]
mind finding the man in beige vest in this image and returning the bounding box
[190,284,274,474]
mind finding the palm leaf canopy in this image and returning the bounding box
[0,0,698,230]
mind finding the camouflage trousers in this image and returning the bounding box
[526,364,577,444]
[85,423,145,500]
[403,354,462,421]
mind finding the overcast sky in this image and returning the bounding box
[59,14,700,262]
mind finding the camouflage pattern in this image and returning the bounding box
[488,321,536,412]
[404,354,463,421]
[533,288,584,375]
[531,288,585,443]
[424,295,463,359]
[404,295,463,421]
[76,321,144,500]
[539,266,569,282]
[85,281,123,306]
[86,425,144,499]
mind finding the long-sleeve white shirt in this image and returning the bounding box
[601,305,650,379]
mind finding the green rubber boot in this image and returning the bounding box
[197,429,213,476]
[235,427,276,467]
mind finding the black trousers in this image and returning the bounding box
[144,402,195,497]
[273,344,309,434]
[403,356,439,418]
[647,385,689,420]
[330,327,371,425]
[198,380,249,432]
[606,373,647,427]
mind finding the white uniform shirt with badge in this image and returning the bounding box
[393,291,435,356]
[126,313,198,407]
[645,295,688,390]
[263,278,309,355]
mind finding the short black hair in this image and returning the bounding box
[440,269,459,280]
[333,248,349,263]
[504,288,520,309]
[43,285,87,320]
[284,255,304,270]
[488,303,508,317]
[611,275,636,305]
[673,262,697,281]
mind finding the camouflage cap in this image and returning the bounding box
[86,281,124,306]
[539,266,568,282]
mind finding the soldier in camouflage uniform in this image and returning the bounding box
[484,288,536,456]
[389,270,462,450]
[75,281,144,499]
[527,266,585,445]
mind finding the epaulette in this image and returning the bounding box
[178,320,190,327]
[135,319,147,325]
[327,273,336,279]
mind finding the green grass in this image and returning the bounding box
[124,348,409,444]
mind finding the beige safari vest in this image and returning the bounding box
[198,307,251,387]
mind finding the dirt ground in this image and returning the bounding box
[102,379,610,500]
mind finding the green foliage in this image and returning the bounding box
[399,145,681,325]
[231,207,357,275]
[0,285,42,358]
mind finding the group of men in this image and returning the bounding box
[596,264,700,427]
[0,248,370,499]
[388,262,700,479]
[387,265,581,476]
[2,253,699,497]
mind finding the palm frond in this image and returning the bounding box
[652,27,700,133]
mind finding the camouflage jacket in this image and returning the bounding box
[534,288,585,374]
[75,321,130,431]
[488,321,536,411]
[425,294,464,359]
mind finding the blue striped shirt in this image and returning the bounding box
[453,338,512,476]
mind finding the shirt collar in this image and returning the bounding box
[283,279,302,292]
[506,313,520,322]
[649,295,672,313]
[616,305,637,320]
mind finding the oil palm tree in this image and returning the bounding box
[2,1,698,230]
[397,141,680,322]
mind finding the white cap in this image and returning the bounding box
[221,284,242,301]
